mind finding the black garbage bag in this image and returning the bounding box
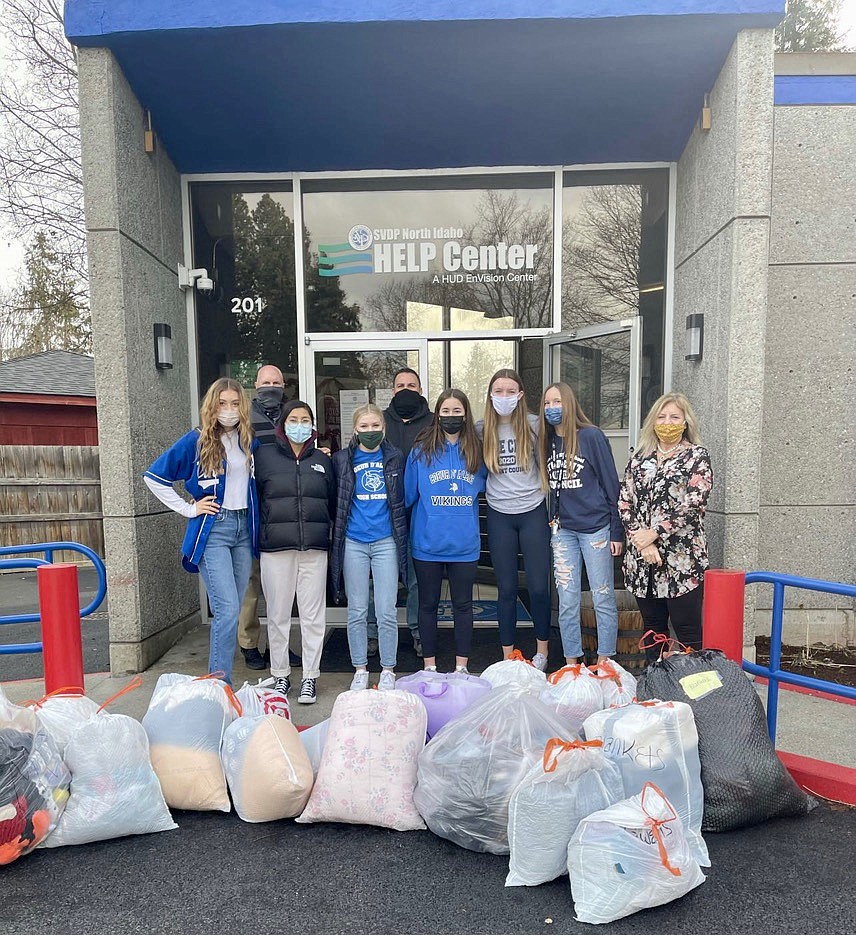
[636,649,813,832]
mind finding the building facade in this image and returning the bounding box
[63,2,855,672]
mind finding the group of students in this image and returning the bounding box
[144,365,712,705]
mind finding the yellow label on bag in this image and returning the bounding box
[679,670,723,700]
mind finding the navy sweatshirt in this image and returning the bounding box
[546,425,623,541]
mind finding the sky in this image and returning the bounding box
[0,7,855,293]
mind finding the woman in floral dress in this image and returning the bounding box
[618,392,712,660]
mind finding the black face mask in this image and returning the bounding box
[391,389,422,420]
[439,416,465,435]
[256,386,284,412]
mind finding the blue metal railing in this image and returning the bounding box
[742,571,856,741]
[0,542,107,656]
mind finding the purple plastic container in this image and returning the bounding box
[396,671,491,739]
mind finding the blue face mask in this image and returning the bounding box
[544,406,563,425]
[285,423,313,444]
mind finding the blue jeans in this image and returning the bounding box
[198,508,253,685]
[344,536,399,670]
[551,524,618,659]
[367,552,419,641]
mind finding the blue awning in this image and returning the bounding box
[65,1,784,173]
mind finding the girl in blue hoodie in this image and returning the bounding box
[405,389,487,674]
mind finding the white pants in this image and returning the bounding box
[260,549,328,679]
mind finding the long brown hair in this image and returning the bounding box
[197,378,253,477]
[481,368,533,474]
[538,382,593,491]
[413,389,483,476]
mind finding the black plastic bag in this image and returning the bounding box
[636,649,813,832]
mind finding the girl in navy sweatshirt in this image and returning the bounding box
[405,389,487,674]
[538,382,624,666]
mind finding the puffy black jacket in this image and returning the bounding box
[330,439,408,596]
[383,396,433,458]
[254,433,335,552]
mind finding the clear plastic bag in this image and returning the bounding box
[0,688,70,864]
[480,652,547,696]
[582,700,709,867]
[506,738,624,887]
[590,658,637,707]
[235,678,290,720]
[298,718,329,776]
[396,670,491,739]
[569,783,705,924]
[539,665,603,735]
[222,715,313,822]
[31,693,99,755]
[142,673,240,812]
[413,686,577,854]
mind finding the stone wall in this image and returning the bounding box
[78,48,200,672]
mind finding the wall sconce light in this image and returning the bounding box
[154,323,173,370]
[701,93,712,132]
[685,314,704,362]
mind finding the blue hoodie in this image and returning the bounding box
[405,441,487,562]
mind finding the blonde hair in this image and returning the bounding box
[352,403,385,431]
[482,369,533,475]
[538,382,593,491]
[636,392,701,457]
[197,378,253,477]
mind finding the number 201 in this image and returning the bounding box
[231,297,264,314]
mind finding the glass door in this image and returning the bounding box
[542,319,641,474]
[306,337,429,453]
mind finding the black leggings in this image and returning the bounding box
[486,502,552,646]
[636,583,704,662]
[413,559,478,659]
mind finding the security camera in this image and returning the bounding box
[196,275,215,295]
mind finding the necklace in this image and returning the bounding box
[657,441,682,457]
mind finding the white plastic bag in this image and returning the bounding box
[32,693,99,755]
[539,665,603,734]
[298,718,329,776]
[568,782,705,924]
[480,653,547,695]
[582,700,709,867]
[413,686,576,854]
[297,690,427,831]
[222,715,313,822]
[506,738,624,887]
[142,673,240,812]
[235,678,290,720]
[42,710,176,847]
[591,658,637,707]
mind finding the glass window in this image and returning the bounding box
[302,175,554,334]
[190,182,299,394]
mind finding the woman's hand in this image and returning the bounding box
[631,527,659,550]
[640,544,662,566]
[610,541,624,557]
[194,496,220,516]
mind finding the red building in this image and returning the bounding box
[0,350,97,446]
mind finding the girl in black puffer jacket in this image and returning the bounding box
[331,404,408,693]
[254,400,335,705]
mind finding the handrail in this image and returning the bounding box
[0,541,107,656]
[741,570,856,741]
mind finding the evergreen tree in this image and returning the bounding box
[776,0,845,51]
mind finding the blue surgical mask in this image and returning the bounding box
[544,406,563,425]
[285,423,312,444]
[491,394,519,416]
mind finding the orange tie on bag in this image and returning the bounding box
[641,782,682,877]
[24,685,87,708]
[193,671,243,715]
[542,737,604,773]
[547,663,586,685]
[96,674,144,713]
[507,649,533,665]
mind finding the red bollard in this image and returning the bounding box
[702,569,746,664]
[38,563,85,694]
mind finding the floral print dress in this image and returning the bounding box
[618,445,713,599]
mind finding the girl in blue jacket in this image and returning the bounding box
[144,378,259,685]
[405,389,487,674]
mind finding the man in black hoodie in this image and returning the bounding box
[366,367,434,657]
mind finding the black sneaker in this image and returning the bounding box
[273,676,291,695]
[242,647,266,670]
[298,678,317,704]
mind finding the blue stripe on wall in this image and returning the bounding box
[65,0,784,40]
[775,75,856,106]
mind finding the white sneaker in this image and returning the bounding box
[455,665,469,675]
[350,670,370,691]
[377,670,396,691]
[532,653,548,672]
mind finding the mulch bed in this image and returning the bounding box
[755,636,856,690]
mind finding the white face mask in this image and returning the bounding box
[491,394,519,417]
[217,410,240,428]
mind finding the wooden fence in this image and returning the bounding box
[0,445,103,561]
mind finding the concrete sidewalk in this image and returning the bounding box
[2,623,853,768]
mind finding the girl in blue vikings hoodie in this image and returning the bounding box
[405,389,487,674]
[143,378,259,685]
